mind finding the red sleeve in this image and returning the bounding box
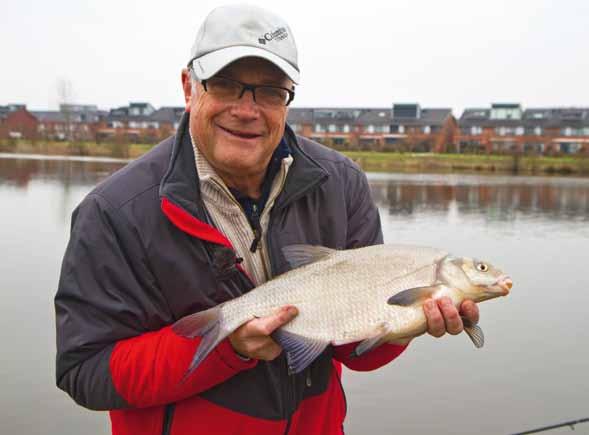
[332,342,408,371]
[109,325,257,408]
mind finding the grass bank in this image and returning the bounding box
[343,151,589,176]
[1,140,588,176]
[0,140,152,160]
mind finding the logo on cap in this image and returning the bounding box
[259,27,288,45]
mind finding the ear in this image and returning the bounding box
[181,68,193,111]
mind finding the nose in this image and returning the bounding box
[230,89,259,120]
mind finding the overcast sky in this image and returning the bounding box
[2,0,588,115]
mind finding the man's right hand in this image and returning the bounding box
[228,306,298,361]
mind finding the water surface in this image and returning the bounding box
[1,156,587,435]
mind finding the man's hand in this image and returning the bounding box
[228,306,298,360]
[423,297,479,338]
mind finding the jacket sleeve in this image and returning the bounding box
[55,193,256,411]
[332,163,409,370]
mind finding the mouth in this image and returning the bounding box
[496,276,513,296]
[218,125,263,140]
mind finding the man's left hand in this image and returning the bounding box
[423,297,479,337]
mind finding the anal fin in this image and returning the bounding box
[271,329,329,374]
[350,323,392,358]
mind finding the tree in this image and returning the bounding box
[57,78,75,141]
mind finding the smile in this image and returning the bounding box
[218,125,262,139]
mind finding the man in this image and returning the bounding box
[55,4,479,435]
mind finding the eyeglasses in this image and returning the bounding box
[200,75,295,107]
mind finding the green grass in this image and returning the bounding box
[1,140,587,176]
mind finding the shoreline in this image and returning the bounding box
[1,141,588,176]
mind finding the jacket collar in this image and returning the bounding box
[160,111,329,223]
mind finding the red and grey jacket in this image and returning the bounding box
[55,113,407,435]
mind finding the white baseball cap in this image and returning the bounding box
[188,4,300,84]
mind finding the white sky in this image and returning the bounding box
[2,0,588,116]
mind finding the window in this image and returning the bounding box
[343,124,350,133]
[470,126,482,135]
[328,124,337,133]
[314,123,324,133]
[516,126,524,136]
[398,125,405,134]
[366,125,375,133]
[423,125,431,134]
[534,126,542,136]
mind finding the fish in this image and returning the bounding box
[173,244,512,378]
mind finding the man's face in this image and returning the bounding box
[182,57,291,183]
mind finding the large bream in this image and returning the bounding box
[174,244,513,378]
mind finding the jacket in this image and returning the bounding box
[55,113,407,435]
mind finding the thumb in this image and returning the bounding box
[255,306,298,336]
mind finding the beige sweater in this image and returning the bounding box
[191,140,293,286]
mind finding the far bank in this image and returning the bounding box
[1,140,588,177]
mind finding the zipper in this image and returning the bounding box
[161,403,175,435]
[283,367,297,435]
[249,203,262,253]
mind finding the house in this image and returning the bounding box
[150,106,185,137]
[0,105,39,140]
[458,104,589,154]
[356,109,393,149]
[31,104,105,141]
[98,102,162,143]
[286,105,456,151]
[388,104,456,152]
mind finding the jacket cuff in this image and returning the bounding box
[214,338,258,371]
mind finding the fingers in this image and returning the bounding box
[459,300,479,325]
[424,297,465,338]
[229,306,298,361]
[250,306,298,336]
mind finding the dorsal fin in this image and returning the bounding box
[282,245,337,269]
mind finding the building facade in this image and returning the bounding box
[2,100,588,155]
[458,103,589,155]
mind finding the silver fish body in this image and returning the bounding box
[173,244,512,377]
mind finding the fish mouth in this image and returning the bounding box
[496,276,513,296]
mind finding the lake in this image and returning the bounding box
[1,154,588,435]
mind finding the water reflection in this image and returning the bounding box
[0,156,123,188]
[1,157,589,435]
[369,173,589,222]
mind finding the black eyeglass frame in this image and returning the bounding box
[200,75,295,107]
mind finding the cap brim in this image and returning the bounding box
[191,46,300,84]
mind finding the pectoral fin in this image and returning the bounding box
[271,329,329,374]
[387,285,442,307]
[462,317,484,348]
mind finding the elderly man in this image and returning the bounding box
[55,4,479,435]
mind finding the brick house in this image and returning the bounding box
[287,104,457,152]
[96,103,183,143]
[458,104,589,155]
[0,106,39,140]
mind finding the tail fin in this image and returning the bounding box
[172,306,230,380]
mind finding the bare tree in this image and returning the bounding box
[57,78,75,141]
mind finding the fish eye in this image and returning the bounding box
[476,263,489,272]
